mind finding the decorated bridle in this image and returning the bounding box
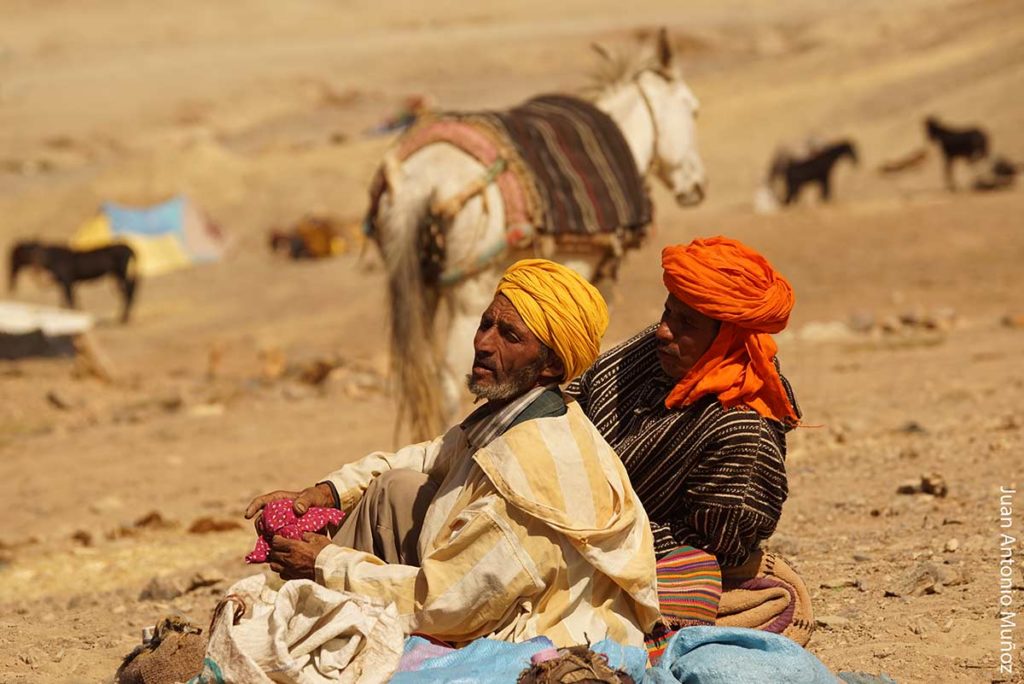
[632,69,699,191]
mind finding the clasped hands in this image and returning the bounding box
[244,483,337,580]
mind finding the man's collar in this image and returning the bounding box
[461,385,560,449]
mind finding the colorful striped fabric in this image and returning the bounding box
[489,95,651,238]
[645,545,722,663]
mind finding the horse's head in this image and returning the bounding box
[924,116,941,139]
[593,29,706,207]
[8,240,43,292]
[644,30,706,206]
[842,140,860,165]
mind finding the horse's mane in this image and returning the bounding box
[584,44,663,96]
[831,139,857,153]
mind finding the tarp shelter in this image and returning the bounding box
[72,196,225,277]
[0,301,93,359]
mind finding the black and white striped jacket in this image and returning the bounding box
[566,326,798,567]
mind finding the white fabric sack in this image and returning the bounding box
[752,184,780,215]
[191,574,403,684]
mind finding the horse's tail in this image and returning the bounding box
[124,244,139,282]
[975,130,990,160]
[374,174,446,442]
[8,246,21,292]
[118,244,139,323]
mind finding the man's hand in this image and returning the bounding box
[267,533,333,581]
[244,483,337,520]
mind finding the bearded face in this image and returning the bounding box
[466,294,559,403]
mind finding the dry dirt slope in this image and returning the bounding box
[1,0,1023,681]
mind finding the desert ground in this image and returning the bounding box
[1,0,1022,681]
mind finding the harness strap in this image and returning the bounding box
[382,151,403,196]
[430,158,507,219]
[394,101,655,288]
[634,77,660,180]
[430,159,510,287]
[634,74,686,182]
[438,238,508,287]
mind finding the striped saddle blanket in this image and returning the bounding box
[368,95,651,247]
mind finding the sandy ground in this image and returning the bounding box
[1,0,1023,681]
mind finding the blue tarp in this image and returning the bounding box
[392,627,837,683]
[102,197,185,237]
[646,627,837,684]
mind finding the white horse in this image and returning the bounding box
[372,29,706,440]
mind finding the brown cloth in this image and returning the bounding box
[715,550,815,646]
[331,469,439,565]
[517,645,635,684]
[116,616,207,684]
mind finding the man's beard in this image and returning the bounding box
[466,355,547,402]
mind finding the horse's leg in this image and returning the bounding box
[119,275,137,323]
[8,251,23,293]
[820,174,832,202]
[784,178,798,205]
[944,156,956,191]
[60,279,76,309]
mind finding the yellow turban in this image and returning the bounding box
[495,259,609,381]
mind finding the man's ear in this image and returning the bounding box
[539,353,566,384]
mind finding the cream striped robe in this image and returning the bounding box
[314,401,660,647]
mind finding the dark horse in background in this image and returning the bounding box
[8,241,138,323]
[770,140,858,205]
[924,116,989,190]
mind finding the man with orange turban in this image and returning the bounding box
[245,259,659,653]
[567,236,813,646]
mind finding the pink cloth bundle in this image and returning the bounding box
[245,498,345,564]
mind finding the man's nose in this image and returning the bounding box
[474,328,496,354]
[655,320,673,342]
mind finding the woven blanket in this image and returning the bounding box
[485,94,650,237]
[367,95,650,247]
[717,551,815,647]
[645,546,722,663]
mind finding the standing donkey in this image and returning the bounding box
[770,140,859,205]
[367,29,706,439]
[924,116,989,191]
[9,241,138,323]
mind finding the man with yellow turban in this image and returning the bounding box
[245,259,659,649]
[567,236,814,646]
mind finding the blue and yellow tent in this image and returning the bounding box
[72,196,226,277]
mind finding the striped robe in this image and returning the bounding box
[566,326,798,567]
[314,401,660,647]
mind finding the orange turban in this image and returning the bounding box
[661,237,798,424]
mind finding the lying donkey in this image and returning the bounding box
[8,241,138,323]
